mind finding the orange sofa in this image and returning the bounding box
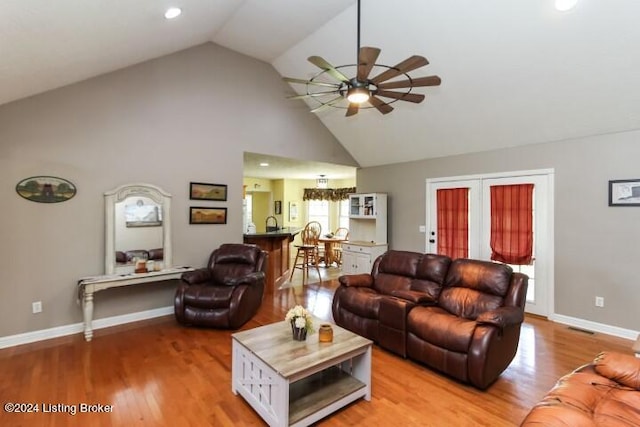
[521,351,640,426]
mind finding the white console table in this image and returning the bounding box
[77,267,194,341]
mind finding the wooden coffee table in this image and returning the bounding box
[231,320,372,427]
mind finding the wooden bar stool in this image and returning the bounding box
[289,221,322,283]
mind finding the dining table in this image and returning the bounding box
[317,235,348,267]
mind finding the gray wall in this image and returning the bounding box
[357,131,640,331]
[0,43,357,338]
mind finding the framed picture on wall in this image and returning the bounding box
[15,176,77,203]
[289,202,298,221]
[189,207,227,224]
[274,200,282,215]
[189,182,227,201]
[609,179,640,206]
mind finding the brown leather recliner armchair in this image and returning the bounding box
[174,244,267,329]
[406,258,528,389]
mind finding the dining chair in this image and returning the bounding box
[333,227,350,266]
[289,221,322,283]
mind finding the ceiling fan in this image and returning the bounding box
[282,0,441,117]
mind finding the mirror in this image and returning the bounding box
[105,183,172,275]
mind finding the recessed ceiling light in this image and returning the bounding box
[555,0,579,11]
[164,7,182,20]
[260,162,269,167]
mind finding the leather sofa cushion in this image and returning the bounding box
[594,351,640,390]
[212,264,256,285]
[415,253,451,285]
[214,244,259,265]
[439,259,512,319]
[115,251,126,263]
[148,248,163,260]
[411,253,452,301]
[373,251,421,295]
[125,249,148,261]
[377,250,421,277]
[408,306,476,353]
[439,287,504,320]
[182,285,235,309]
[444,259,512,297]
[374,273,413,296]
[521,364,640,426]
[340,288,383,319]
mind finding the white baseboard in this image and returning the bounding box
[549,313,639,341]
[2,308,637,349]
[0,306,173,349]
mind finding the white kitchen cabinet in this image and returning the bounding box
[347,193,387,245]
[341,242,388,274]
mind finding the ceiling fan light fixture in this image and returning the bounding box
[346,87,370,104]
[282,0,441,116]
[555,0,579,11]
[164,7,182,19]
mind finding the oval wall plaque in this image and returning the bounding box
[16,176,77,203]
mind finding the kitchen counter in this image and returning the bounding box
[243,226,302,238]
[243,227,302,292]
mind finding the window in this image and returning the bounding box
[308,200,329,235]
[339,199,350,230]
[245,194,253,224]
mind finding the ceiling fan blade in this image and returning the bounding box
[282,77,341,88]
[346,103,359,117]
[287,90,341,100]
[368,96,394,115]
[376,75,441,90]
[357,46,381,81]
[308,56,350,83]
[371,55,429,84]
[310,96,344,113]
[376,90,425,104]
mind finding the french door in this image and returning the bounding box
[426,170,554,316]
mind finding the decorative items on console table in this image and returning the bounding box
[285,305,314,341]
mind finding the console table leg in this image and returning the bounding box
[83,292,94,341]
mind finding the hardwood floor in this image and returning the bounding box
[0,267,634,426]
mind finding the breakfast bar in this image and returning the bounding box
[243,227,301,292]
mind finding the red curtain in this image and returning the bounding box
[437,188,469,259]
[490,184,534,265]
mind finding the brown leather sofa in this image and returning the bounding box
[332,250,528,389]
[174,243,267,329]
[115,248,164,263]
[521,351,640,426]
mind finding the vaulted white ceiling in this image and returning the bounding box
[3,0,640,169]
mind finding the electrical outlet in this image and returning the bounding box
[419,225,426,233]
[32,301,42,314]
[595,296,604,308]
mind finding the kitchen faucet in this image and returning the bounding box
[266,215,278,232]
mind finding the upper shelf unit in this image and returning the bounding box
[349,193,386,219]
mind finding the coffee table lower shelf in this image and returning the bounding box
[289,366,366,425]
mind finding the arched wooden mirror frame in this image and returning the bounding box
[104,183,172,275]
